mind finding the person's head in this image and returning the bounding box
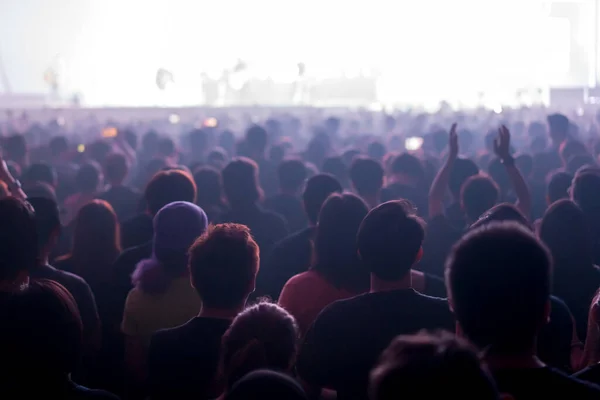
[357,201,425,283]
[208,148,228,170]
[546,171,572,205]
[449,158,479,199]
[245,125,268,155]
[189,223,259,310]
[3,134,27,166]
[370,331,499,400]
[540,199,593,269]
[446,222,552,355]
[277,159,307,194]
[389,153,425,187]
[547,113,569,146]
[157,137,176,159]
[350,157,384,200]
[71,200,121,270]
[460,175,499,222]
[559,140,587,166]
[21,163,57,188]
[145,169,197,216]
[104,153,129,186]
[313,193,369,290]
[367,141,387,162]
[0,197,37,283]
[75,162,102,194]
[87,140,112,164]
[49,136,68,159]
[27,197,61,259]
[571,171,600,215]
[221,302,299,389]
[133,202,207,294]
[225,370,307,400]
[469,203,531,232]
[222,158,263,208]
[193,166,224,207]
[302,173,343,225]
[0,280,83,380]
[322,156,349,187]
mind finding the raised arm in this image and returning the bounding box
[0,157,26,201]
[428,123,458,218]
[494,125,531,219]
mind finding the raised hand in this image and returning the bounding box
[494,125,511,161]
[449,123,458,160]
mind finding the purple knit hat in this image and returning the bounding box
[132,201,208,293]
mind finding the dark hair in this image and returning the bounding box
[0,280,83,377]
[226,370,307,400]
[88,140,112,164]
[157,137,176,157]
[390,153,424,181]
[547,113,569,142]
[222,158,263,207]
[302,174,343,224]
[49,136,68,157]
[322,156,348,186]
[470,203,531,232]
[246,125,268,152]
[104,153,129,184]
[22,163,57,187]
[313,194,369,291]
[67,200,121,279]
[445,222,551,354]
[540,200,593,270]
[3,134,27,162]
[460,175,499,222]
[28,197,61,250]
[350,157,384,197]
[145,170,197,215]
[278,159,307,192]
[0,198,37,280]
[75,162,101,194]
[449,158,479,198]
[547,171,573,204]
[193,166,224,206]
[370,331,498,400]
[357,201,425,281]
[189,224,259,309]
[221,302,298,389]
[367,141,387,161]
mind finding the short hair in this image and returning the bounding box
[547,113,569,137]
[357,201,425,281]
[460,175,499,222]
[390,153,425,181]
[277,159,307,192]
[221,302,298,389]
[246,125,268,152]
[0,197,37,280]
[313,194,369,290]
[367,141,386,161]
[157,137,176,157]
[470,203,531,232]
[572,171,600,214]
[222,158,262,206]
[322,156,348,184]
[370,331,498,400]
[547,171,573,204]
[449,158,479,197]
[350,157,384,197]
[75,162,101,193]
[193,166,224,206]
[49,136,68,156]
[28,197,61,250]
[0,280,83,375]
[145,169,197,215]
[104,153,129,183]
[21,163,57,187]
[445,222,552,353]
[302,174,342,224]
[189,224,259,309]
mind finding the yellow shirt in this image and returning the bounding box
[121,276,201,340]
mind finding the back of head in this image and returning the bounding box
[302,173,342,225]
[390,153,425,183]
[350,157,384,197]
[547,113,569,144]
[49,136,68,157]
[470,203,531,232]
[0,197,37,281]
[357,200,425,281]
[460,175,499,222]
[189,223,259,309]
[72,200,120,268]
[370,331,498,400]
[314,193,369,290]
[572,171,600,215]
[193,166,224,206]
[277,159,307,193]
[367,141,386,161]
[546,171,573,204]
[540,199,592,269]
[157,137,176,158]
[221,302,299,389]
[445,222,551,354]
[22,163,57,188]
[226,370,307,400]
[75,162,101,194]
[28,197,61,252]
[104,152,129,185]
[0,280,82,378]
[322,156,348,185]
[222,158,262,207]
[449,158,479,198]
[246,125,268,153]
[3,134,27,163]
[145,169,197,215]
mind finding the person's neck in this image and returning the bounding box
[370,273,412,293]
[198,304,244,320]
[484,349,545,370]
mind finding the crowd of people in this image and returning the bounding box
[2,108,600,399]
